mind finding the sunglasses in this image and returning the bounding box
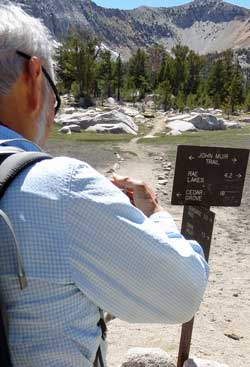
[16,50,61,115]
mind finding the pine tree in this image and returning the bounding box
[196,82,212,108]
[244,90,250,112]
[175,90,186,112]
[157,54,175,92]
[128,48,150,99]
[56,32,100,106]
[147,44,167,89]
[222,50,234,96]
[56,32,80,93]
[185,51,204,96]
[83,37,100,103]
[114,54,123,101]
[186,94,197,109]
[157,80,172,112]
[207,59,227,108]
[228,67,244,113]
[171,44,189,96]
[97,50,114,99]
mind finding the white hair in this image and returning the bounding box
[0,3,55,144]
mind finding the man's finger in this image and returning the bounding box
[112,174,143,190]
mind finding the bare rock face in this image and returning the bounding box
[107,97,117,105]
[59,124,81,133]
[167,120,197,133]
[192,108,208,114]
[56,109,99,129]
[121,348,176,367]
[59,126,71,134]
[166,112,233,134]
[118,106,140,117]
[186,114,225,130]
[223,121,241,129]
[90,111,138,134]
[64,107,76,114]
[56,106,139,134]
[168,114,192,122]
[239,117,250,123]
[86,123,137,135]
[66,124,81,132]
[184,357,229,367]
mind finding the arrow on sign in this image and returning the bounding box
[236,173,242,178]
[232,157,238,163]
[176,193,182,198]
[188,155,195,161]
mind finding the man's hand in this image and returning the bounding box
[111,174,164,217]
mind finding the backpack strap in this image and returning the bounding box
[0,150,52,367]
[0,209,27,290]
[0,151,52,200]
[0,138,42,152]
[0,151,52,288]
[0,147,25,165]
[0,306,12,367]
[94,310,107,367]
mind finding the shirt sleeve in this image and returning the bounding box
[65,160,209,324]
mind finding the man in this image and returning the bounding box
[0,4,209,367]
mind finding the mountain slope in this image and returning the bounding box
[6,0,250,57]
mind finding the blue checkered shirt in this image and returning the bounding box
[0,126,208,366]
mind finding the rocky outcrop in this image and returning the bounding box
[56,108,138,135]
[90,111,138,134]
[118,107,140,117]
[239,117,250,123]
[166,111,242,134]
[223,121,241,128]
[121,348,176,367]
[86,123,136,134]
[167,120,197,133]
[59,126,71,134]
[56,109,99,129]
[185,114,225,130]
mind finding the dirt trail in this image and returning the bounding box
[108,113,167,182]
[144,113,167,138]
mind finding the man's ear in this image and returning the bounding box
[25,56,43,112]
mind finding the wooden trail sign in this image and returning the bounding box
[171,145,249,207]
[172,145,249,367]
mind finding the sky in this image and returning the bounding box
[94,0,250,9]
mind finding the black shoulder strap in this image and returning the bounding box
[0,150,52,288]
[0,151,52,200]
[0,150,52,367]
[0,314,11,367]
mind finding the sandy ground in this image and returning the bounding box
[45,136,250,367]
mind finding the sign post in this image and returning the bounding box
[171,145,249,367]
[181,205,215,261]
[177,205,214,367]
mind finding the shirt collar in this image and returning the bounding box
[0,125,42,152]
